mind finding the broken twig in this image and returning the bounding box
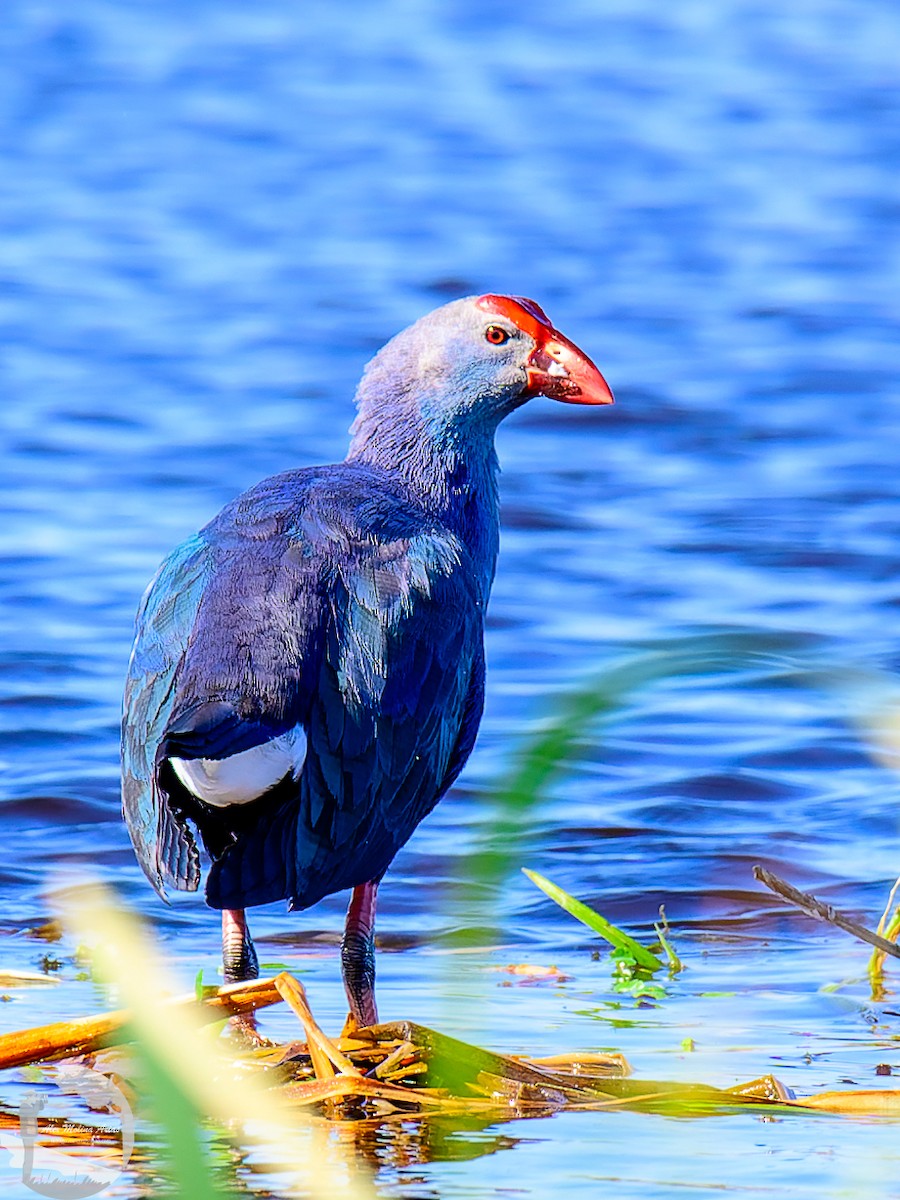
[753,865,900,960]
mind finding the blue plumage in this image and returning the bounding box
[124,465,484,909]
[121,294,612,1023]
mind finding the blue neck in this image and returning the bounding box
[347,405,501,601]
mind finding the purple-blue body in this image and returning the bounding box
[121,294,613,1024]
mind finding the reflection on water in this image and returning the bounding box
[1,0,899,1195]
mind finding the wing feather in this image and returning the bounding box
[121,534,210,896]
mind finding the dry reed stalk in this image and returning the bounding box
[274,973,362,1079]
[0,975,284,1070]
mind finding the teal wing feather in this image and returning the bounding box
[121,533,211,897]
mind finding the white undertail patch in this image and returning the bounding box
[170,725,307,807]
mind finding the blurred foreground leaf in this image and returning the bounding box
[459,637,778,930]
[60,882,374,1200]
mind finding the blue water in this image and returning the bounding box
[1,0,900,1195]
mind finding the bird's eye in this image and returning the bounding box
[485,325,510,346]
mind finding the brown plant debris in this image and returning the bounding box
[0,975,284,1069]
[1,973,899,1122]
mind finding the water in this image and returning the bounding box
[1,0,900,1195]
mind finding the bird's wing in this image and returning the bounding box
[121,533,212,896]
[206,518,485,910]
[122,471,327,898]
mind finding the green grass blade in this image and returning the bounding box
[523,869,664,973]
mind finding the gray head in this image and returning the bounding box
[348,294,613,459]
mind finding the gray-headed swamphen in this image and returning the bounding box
[121,294,613,1026]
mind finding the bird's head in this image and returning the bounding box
[350,294,613,460]
[470,293,614,410]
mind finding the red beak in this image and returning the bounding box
[524,330,614,406]
[476,294,614,406]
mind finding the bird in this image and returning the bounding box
[121,294,613,1027]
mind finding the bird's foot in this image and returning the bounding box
[225,1011,275,1050]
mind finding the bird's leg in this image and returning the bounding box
[222,908,259,983]
[341,881,379,1027]
[221,908,267,1045]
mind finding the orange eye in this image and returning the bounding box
[485,325,510,345]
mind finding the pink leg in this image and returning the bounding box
[222,908,259,984]
[341,881,379,1026]
[221,909,265,1044]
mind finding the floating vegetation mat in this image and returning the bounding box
[1,971,899,1130]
